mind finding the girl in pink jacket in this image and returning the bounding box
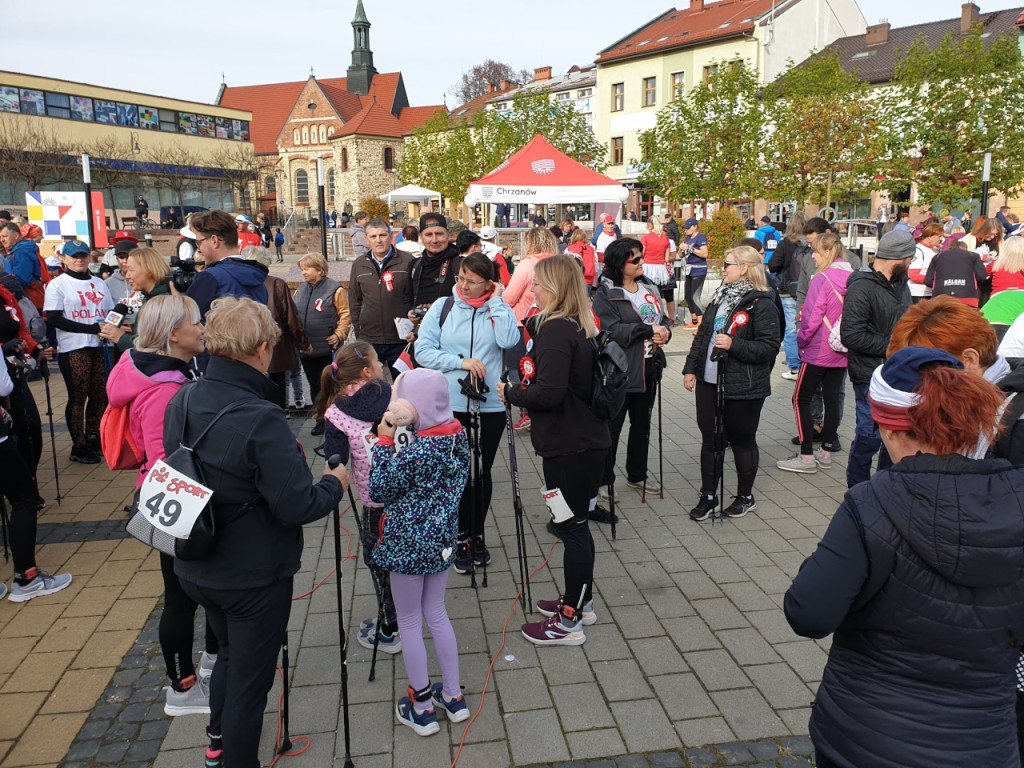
[778,234,852,474]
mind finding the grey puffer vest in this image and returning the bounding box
[295,277,340,356]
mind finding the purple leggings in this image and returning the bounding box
[390,570,461,700]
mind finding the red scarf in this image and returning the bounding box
[456,284,493,309]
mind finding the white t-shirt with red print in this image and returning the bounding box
[43,272,114,353]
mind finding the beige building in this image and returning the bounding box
[0,70,253,224]
[594,0,865,219]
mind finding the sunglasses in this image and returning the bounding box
[723,261,740,267]
[628,256,644,265]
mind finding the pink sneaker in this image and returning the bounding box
[536,596,597,625]
[521,614,586,646]
[512,414,531,431]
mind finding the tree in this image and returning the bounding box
[761,52,886,207]
[142,143,206,215]
[449,59,531,105]
[636,60,764,207]
[0,115,83,191]
[399,92,607,204]
[210,142,277,213]
[884,26,1024,207]
[360,197,388,220]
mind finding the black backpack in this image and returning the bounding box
[589,331,628,420]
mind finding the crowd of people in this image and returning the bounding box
[8,199,1024,768]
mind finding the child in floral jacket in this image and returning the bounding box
[369,367,470,737]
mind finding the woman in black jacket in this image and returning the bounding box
[498,255,610,647]
[164,297,348,768]
[785,347,1024,768]
[683,245,780,520]
[592,238,670,497]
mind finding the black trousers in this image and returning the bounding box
[603,367,657,486]
[8,376,42,475]
[543,450,603,610]
[181,578,292,768]
[372,342,407,381]
[0,437,38,575]
[454,410,506,539]
[266,371,287,410]
[300,355,332,414]
[695,381,765,498]
[359,505,397,629]
[794,364,845,454]
[158,553,219,684]
[684,273,706,317]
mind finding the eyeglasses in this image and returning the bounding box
[723,261,740,268]
[628,256,644,265]
[456,275,486,287]
[195,236,212,246]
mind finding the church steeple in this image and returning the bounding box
[347,0,376,96]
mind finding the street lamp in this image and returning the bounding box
[317,158,328,260]
[82,153,94,246]
[981,151,992,217]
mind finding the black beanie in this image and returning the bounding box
[419,212,447,231]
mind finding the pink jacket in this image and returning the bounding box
[105,350,191,489]
[797,263,852,368]
[503,253,551,323]
[324,403,383,509]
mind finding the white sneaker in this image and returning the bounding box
[0,583,7,600]
[781,369,799,381]
[164,676,211,716]
[597,486,620,503]
[776,454,817,474]
[8,571,72,603]
[198,651,217,679]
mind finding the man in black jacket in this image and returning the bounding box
[840,230,913,487]
[405,212,461,312]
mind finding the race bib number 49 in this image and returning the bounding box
[137,459,214,539]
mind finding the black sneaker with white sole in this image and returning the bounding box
[723,495,756,519]
[689,495,719,521]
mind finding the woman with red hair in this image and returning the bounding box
[785,346,1024,768]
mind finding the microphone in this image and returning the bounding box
[104,303,130,328]
[710,310,750,362]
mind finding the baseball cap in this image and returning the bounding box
[479,225,498,240]
[45,255,61,269]
[114,239,139,256]
[760,216,772,224]
[447,219,466,234]
[683,218,699,228]
[234,214,252,224]
[111,230,139,244]
[63,240,91,257]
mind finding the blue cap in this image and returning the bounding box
[63,239,90,257]
[684,218,699,228]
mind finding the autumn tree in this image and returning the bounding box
[883,26,1024,207]
[449,59,531,105]
[761,52,885,208]
[637,59,764,207]
[0,114,83,191]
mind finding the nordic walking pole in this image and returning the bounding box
[657,353,664,500]
[327,454,355,768]
[715,359,727,522]
[641,354,660,505]
[348,484,384,683]
[278,640,293,754]
[460,373,487,589]
[39,355,61,505]
[501,378,530,614]
[0,498,8,561]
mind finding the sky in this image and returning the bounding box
[4,0,1022,109]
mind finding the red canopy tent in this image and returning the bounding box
[464,134,628,207]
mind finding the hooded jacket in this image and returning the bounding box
[840,266,911,385]
[592,275,670,393]
[323,379,392,509]
[683,288,781,401]
[185,256,269,319]
[106,350,193,489]
[349,248,415,344]
[785,454,1024,768]
[414,289,521,414]
[797,262,852,368]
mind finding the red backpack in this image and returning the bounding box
[100,403,144,471]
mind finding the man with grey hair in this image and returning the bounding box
[348,218,414,377]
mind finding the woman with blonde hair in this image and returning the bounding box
[294,253,349,435]
[778,234,852,474]
[989,235,1024,295]
[166,297,348,768]
[499,255,610,647]
[683,246,781,520]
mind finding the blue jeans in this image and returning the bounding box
[847,382,892,487]
[780,296,800,371]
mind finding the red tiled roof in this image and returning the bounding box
[398,105,447,132]
[334,101,408,138]
[596,0,777,64]
[219,72,409,153]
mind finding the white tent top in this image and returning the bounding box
[386,184,442,205]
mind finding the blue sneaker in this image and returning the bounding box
[357,625,402,653]
[396,697,439,736]
[430,682,470,723]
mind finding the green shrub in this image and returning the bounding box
[360,197,389,220]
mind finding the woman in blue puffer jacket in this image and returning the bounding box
[414,252,520,574]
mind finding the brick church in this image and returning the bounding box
[216,0,445,221]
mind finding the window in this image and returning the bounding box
[328,169,335,203]
[494,102,508,111]
[612,83,624,112]
[265,176,276,196]
[341,147,349,172]
[612,137,623,165]
[672,71,685,101]
[71,96,94,121]
[383,146,394,171]
[116,103,139,127]
[293,129,300,145]
[45,92,70,119]
[555,91,571,101]
[577,88,592,98]
[159,108,177,132]
[643,77,656,107]
[19,89,44,115]
[140,107,160,130]
[319,125,327,143]
[703,64,719,82]
[295,169,309,204]
[301,126,309,144]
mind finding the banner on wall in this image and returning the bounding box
[25,190,104,246]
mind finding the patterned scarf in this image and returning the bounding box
[709,278,755,320]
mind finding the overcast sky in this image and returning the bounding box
[5,1,1021,108]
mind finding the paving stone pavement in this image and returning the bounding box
[2,327,857,768]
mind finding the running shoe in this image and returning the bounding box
[164,676,211,716]
[198,651,217,679]
[814,448,833,470]
[689,495,719,522]
[521,614,586,646]
[781,370,799,381]
[512,414,531,431]
[472,537,491,566]
[536,596,597,626]
[626,477,661,494]
[395,697,439,736]
[776,454,817,474]
[723,496,757,519]
[0,583,7,601]
[430,682,470,722]
[8,570,72,602]
[453,541,474,574]
[69,444,101,464]
[357,625,402,654]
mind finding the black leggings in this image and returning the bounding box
[603,367,657,485]
[695,381,765,497]
[300,354,332,413]
[359,505,396,630]
[58,347,107,446]
[159,553,219,684]
[0,437,38,576]
[454,410,506,540]
[684,273,706,317]
[543,450,603,609]
[8,375,42,478]
[266,371,287,410]
[794,364,845,454]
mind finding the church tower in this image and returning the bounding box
[346,0,377,96]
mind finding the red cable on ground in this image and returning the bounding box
[449,538,561,768]
[268,665,312,768]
